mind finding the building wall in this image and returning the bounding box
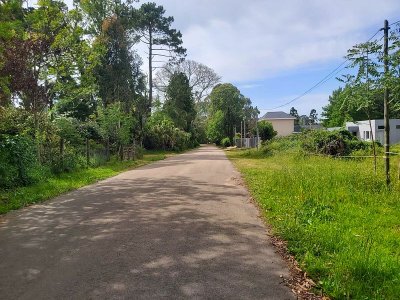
[374,119,400,145]
[267,119,294,136]
[347,119,400,145]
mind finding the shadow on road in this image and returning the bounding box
[0,146,293,299]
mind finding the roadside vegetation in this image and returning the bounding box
[227,133,400,299]
[0,1,223,211]
[0,150,175,214]
[0,1,260,214]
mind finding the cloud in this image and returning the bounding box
[157,0,400,82]
[238,83,263,89]
[30,0,400,86]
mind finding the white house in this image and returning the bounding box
[259,111,296,136]
[345,119,400,145]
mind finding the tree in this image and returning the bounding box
[154,60,221,103]
[163,72,195,132]
[78,0,136,35]
[243,97,259,136]
[95,14,134,108]
[135,2,186,114]
[309,109,318,125]
[0,0,26,106]
[206,110,225,144]
[289,107,299,125]
[256,120,277,141]
[208,83,252,142]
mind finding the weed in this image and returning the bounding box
[227,146,400,299]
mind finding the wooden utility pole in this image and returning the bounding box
[383,20,390,185]
[243,118,246,148]
[148,26,153,115]
[256,115,260,150]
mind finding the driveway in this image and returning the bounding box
[0,145,294,299]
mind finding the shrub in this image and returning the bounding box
[301,129,371,156]
[0,134,41,188]
[220,137,231,147]
[50,152,85,174]
[255,120,277,141]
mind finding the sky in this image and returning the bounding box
[49,0,400,117]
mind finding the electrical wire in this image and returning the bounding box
[259,29,385,111]
[389,20,400,27]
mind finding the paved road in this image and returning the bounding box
[0,145,294,299]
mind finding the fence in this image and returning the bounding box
[235,137,260,148]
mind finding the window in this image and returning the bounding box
[396,125,400,129]
[378,125,385,130]
[364,131,370,140]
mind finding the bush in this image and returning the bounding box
[50,152,85,174]
[220,137,231,147]
[301,129,371,156]
[172,128,192,151]
[0,134,42,188]
[256,120,277,141]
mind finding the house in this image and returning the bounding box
[259,111,296,136]
[345,119,400,145]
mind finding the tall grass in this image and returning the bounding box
[227,147,400,299]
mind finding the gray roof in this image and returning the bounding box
[260,111,296,120]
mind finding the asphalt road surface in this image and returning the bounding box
[0,145,294,299]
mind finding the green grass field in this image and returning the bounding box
[227,148,400,299]
[0,150,173,215]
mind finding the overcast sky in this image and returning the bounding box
[49,0,400,117]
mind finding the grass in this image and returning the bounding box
[0,150,175,215]
[227,146,400,299]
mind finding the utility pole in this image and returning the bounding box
[383,20,390,185]
[243,118,246,148]
[256,115,260,150]
[240,121,243,148]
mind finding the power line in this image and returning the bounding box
[261,61,351,110]
[260,28,385,111]
[389,20,400,26]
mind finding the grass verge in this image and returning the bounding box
[227,148,400,299]
[0,150,175,215]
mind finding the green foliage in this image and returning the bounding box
[95,14,135,108]
[208,83,257,142]
[0,149,172,214]
[164,72,195,131]
[0,134,41,188]
[309,109,318,125]
[256,120,277,141]
[0,0,198,193]
[228,149,400,299]
[206,110,225,144]
[323,25,400,127]
[301,129,369,156]
[144,111,192,151]
[220,137,231,148]
[135,1,186,112]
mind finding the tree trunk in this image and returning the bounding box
[367,116,377,175]
[148,26,153,115]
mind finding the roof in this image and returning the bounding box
[260,111,296,120]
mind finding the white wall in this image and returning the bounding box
[347,119,400,145]
[267,119,294,136]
